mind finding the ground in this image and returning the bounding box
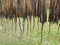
[0,9,60,45]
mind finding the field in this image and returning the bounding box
[0,9,60,45]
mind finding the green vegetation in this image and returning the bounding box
[0,9,60,45]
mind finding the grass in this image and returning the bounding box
[0,9,60,45]
[0,18,60,45]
